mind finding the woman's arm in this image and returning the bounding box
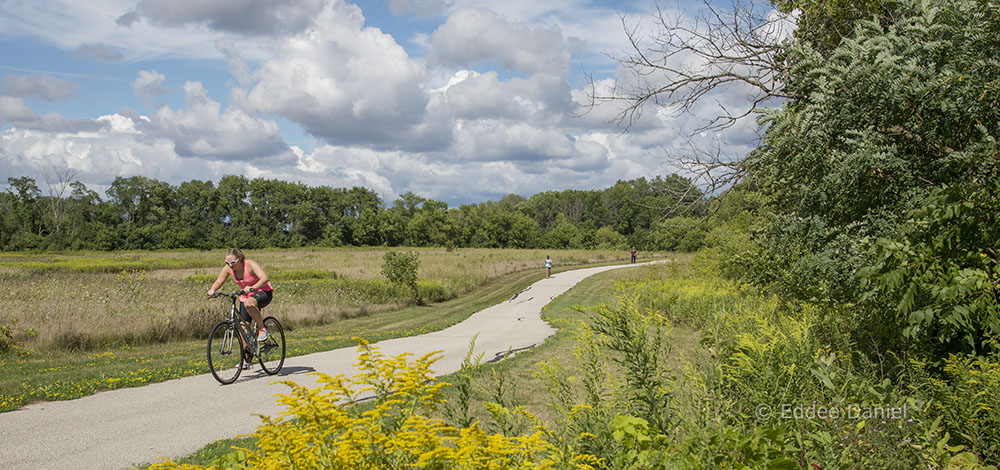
[207,267,230,295]
[245,259,269,290]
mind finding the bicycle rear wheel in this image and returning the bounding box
[258,316,285,375]
[207,321,242,384]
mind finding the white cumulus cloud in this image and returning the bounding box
[238,0,442,150]
[140,81,291,161]
[428,8,569,77]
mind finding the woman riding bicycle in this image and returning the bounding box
[207,248,273,345]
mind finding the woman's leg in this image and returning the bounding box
[244,297,266,335]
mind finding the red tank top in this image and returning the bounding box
[230,260,273,301]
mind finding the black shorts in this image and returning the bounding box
[239,289,273,322]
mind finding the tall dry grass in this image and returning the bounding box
[0,247,649,351]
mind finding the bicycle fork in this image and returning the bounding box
[221,327,236,355]
[219,322,254,359]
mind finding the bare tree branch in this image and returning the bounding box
[580,0,796,226]
[586,0,799,132]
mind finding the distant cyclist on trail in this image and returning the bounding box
[207,248,274,344]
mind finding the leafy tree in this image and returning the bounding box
[644,217,708,252]
[594,226,628,250]
[540,214,587,249]
[0,171,703,252]
[338,186,382,245]
[746,0,1000,309]
[382,250,421,304]
[175,180,218,249]
[61,181,103,249]
[405,199,453,247]
[455,202,539,248]
[0,191,16,248]
[392,191,426,218]
[593,0,998,361]
[773,0,894,53]
[497,193,526,211]
[215,175,256,248]
[7,176,41,238]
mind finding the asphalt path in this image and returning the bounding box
[0,261,660,470]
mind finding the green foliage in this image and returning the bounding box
[206,450,246,469]
[586,291,674,435]
[667,265,1000,468]
[773,0,894,53]
[864,184,1000,355]
[0,320,17,356]
[382,250,421,304]
[906,354,1000,464]
[643,216,707,253]
[712,0,1000,365]
[442,336,485,429]
[593,226,627,250]
[540,214,589,249]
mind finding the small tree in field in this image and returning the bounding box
[382,250,421,305]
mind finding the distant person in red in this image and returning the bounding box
[630,246,637,263]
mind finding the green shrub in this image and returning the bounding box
[586,290,674,434]
[913,353,1000,463]
[382,250,420,304]
[863,184,1000,356]
[416,280,454,303]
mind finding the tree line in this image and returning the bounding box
[1,173,708,252]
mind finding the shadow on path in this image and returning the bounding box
[231,365,316,384]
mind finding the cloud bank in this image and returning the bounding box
[0,0,768,205]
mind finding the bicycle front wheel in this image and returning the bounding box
[207,321,242,384]
[258,316,285,375]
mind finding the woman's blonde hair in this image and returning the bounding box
[226,248,245,260]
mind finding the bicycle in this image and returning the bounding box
[206,291,286,384]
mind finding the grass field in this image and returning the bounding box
[0,247,640,352]
[0,247,667,413]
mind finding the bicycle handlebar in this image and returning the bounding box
[208,291,249,299]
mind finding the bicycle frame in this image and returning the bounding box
[215,292,258,360]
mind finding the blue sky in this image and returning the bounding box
[0,0,768,206]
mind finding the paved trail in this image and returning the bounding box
[0,262,659,470]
